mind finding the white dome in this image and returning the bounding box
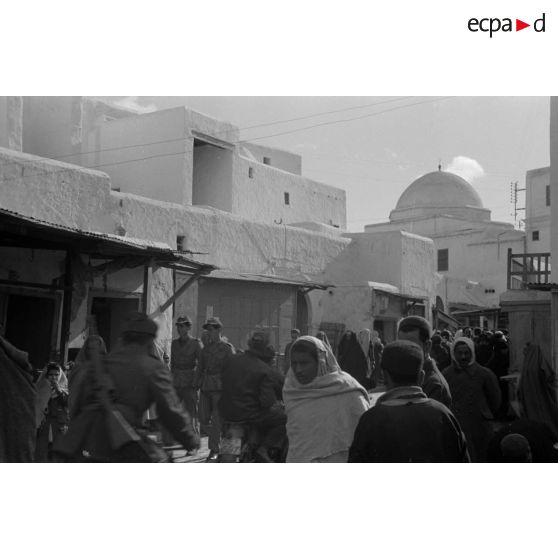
[396,170,483,211]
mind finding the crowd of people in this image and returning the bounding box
[2,313,558,463]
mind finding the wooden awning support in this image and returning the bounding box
[149,271,204,319]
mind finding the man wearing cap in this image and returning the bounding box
[197,317,235,460]
[348,340,469,462]
[170,316,203,435]
[282,329,300,374]
[220,331,287,461]
[70,313,199,461]
[397,316,452,408]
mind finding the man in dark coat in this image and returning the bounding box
[67,313,199,462]
[444,337,501,462]
[0,336,36,462]
[397,316,452,408]
[220,331,286,460]
[348,340,469,462]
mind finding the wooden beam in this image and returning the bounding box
[149,272,202,319]
[59,250,74,362]
[142,259,154,314]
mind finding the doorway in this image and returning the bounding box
[3,293,57,369]
[90,296,139,351]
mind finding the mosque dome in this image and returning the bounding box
[395,170,484,211]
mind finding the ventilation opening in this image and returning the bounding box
[263,157,271,165]
[249,167,254,179]
[177,235,185,251]
[284,192,290,205]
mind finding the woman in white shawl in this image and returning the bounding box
[283,336,370,462]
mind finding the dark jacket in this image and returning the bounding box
[170,335,203,388]
[443,362,501,461]
[220,351,278,422]
[199,340,234,392]
[348,386,469,462]
[423,357,452,408]
[72,342,198,451]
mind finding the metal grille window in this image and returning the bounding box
[532,230,540,241]
[437,248,449,272]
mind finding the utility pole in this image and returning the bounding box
[510,181,526,230]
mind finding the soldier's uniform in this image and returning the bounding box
[67,314,199,462]
[198,317,234,456]
[171,333,202,431]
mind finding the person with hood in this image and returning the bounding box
[283,336,370,462]
[337,330,371,389]
[349,341,469,462]
[35,362,69,462]
[0,335,36,462]
[517,343,558,438]
[220,331,286,461]
[443,337,501,461]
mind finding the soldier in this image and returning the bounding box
[66,313,199,462]
[170,316,203,437]
[197,317,234,461]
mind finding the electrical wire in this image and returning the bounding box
[241,97,454,142]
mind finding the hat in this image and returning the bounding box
[203,316,223,329]
[431,334,442,345]
[124,313,158,336]
[290,328,301,335]
[176,315,192,326]
[398,316,433,339]
[381,340,424,376]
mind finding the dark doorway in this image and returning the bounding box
[5,294,56,369]
[91,297,139,351]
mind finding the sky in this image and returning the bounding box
[103,96,550,232]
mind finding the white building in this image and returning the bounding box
[0,96,435,366]
[525,166,551,253]
[364,169,526,328]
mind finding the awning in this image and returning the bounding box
[433,308,461,329]
[0,207,215,275]
[203,269,332,291]
[451,306,500,318]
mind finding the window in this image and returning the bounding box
[532,230,540,241]
[437,248,448,272]
[263,157,271,165]
[546,185,551,206]
[176,235,185,251]
[284,192,290,205]
[248,167,254,179]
